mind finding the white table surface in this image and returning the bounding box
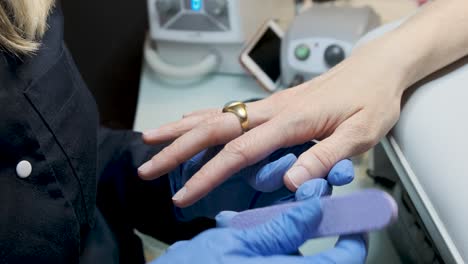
[133,64,270,132]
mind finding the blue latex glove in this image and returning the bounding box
[169,142,354,221]
[215,173,348,227]
[150,194,367,264]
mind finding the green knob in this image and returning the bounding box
[294,44,310,61]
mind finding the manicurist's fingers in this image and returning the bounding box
[240,198,322,255]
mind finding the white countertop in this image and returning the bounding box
[133,64,270,132]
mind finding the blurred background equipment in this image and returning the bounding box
[145,0,295,81]
[135,1,423,263]
[281,6,380,87]
[239,20,284,93]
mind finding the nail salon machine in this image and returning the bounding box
[359,20,468,263]
[281,6,380,87]
[146,0,295,80]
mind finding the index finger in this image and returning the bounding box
[172,118,290,207]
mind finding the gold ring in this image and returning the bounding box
[222,101,249,132]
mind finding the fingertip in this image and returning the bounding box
[255,153,297,192]
[335,234,368,261]
[172,198,190,208]
[138,164,170,181]
[171,187,194,208]
[137,160,156,180]
[142,129,158,142]
[281,153,298,166]
[295,179,331,201]
[328,159,355,186]
[283,150,331,191]
[137,170,149,180]
[172,188,200,208]
[284,173,299,192]
[215,211,238,227]
[284,164,324,192]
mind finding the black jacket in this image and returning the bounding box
[0,6,212,264]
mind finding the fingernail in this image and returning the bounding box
[138,161,152,175]
[286,166,311,189]
[172,187,187,201]
[143,129,158,138]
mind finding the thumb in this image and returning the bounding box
[284,111,380,191]
[239,198,322,255]
[283,118,371,191]
[283,137,344,191]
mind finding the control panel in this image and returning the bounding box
[287,37,352,83]
[155,0,230,31]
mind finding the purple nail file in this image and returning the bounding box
[229,189,398,238]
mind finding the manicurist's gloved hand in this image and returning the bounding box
[150,194,367,264]
[215,171,349,228]
[167,142,354,221]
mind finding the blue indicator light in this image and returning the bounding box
[191,0,202,11]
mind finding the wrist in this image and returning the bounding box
[356,0,468,95]
[351,31,423,96]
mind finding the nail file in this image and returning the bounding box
[229,189,398,237]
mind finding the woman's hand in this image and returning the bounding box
[169,142,354,221]
[138,44,404,208]
[138,0,468,208]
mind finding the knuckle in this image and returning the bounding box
[359,127,380,150]
[345,122,380,153]
[167,119,192,132]
[223,140,250,167]
[361,134,379,150]
[197,116,231,145]
[277,125,293,146]
[313,144,339,170]
[276,116,306,146]
[168,124,184,134]
[195,123,219,142]
[195,124,214,138]
[206,114,225,125]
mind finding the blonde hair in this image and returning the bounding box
[0,0,55,55]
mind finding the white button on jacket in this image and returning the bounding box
[16,160,32,178]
